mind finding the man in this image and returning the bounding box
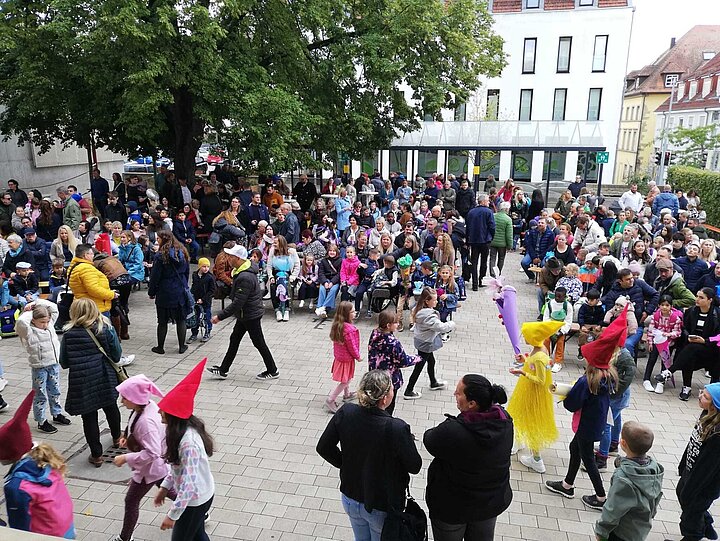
[568,175,585,198]
[617,183,644,214]
[104,192,128,225]
[455,178,476,218]
[652,258,695,310]
[278,203,300,244]
[438,179,456,212]
[490,201,513,277]
[676,242,708,294]
[247,192,270,235]
[68,243,117,315]
[263,184,284,216]
[602,268,659,356]
[521,219,555,280]
[651,184,679,218]
[293,174,317,212]
[572,216,606,253]
[154,164,168,193]
[643,246,683,286]
[688,217,709,240]
[419,217,439,249]
[207,244,280,380]
[394,222,420,249]
[675,189,688,210]
[0,191,16,234]
[90,168,110,220]
[7,179,28,208]
[423,178,439,208]
[23,228,50,281]
[537,257,565,315]
[465,193,495,290]
[56,187,81,231]
[178,177,193,206]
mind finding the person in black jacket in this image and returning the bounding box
[188,258,216,343]
[293,174,318,212]
[317,370,422,540]
[423,374,513,540]
[315,244,342,319]
[207,244,280,381]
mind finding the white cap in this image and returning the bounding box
[224,245,248,259]
[16,261,32,269]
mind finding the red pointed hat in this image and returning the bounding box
[0,390,35,461]
[158,358,206,419]
[581,304,629,369]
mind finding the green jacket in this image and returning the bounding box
[654,272,696,310]
[491,210,513,249]
[63,197,81,230]
[595,456,664,541]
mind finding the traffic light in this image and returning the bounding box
[668,152,677,166]
[654,151,662,166]
[664,151,671,166]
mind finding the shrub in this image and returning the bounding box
[668,165,720,226]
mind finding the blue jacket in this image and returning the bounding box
[524,228,555,260]
[676,256,709,294]
[335,196,352,231]
[652,192,679,217]
[172,219,196,244]
[602,279,659,322]
[24,238,50,280]
[118,243,145,282]
[148,248,190,309]
[563,375,610,441]
[465,206,496,244]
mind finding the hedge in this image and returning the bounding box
[668,165,720,227]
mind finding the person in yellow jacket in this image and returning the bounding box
[507,319,564,474]
[68,244,117,315]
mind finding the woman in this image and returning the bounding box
[657,287,720,400]
[94,251,133,340]
[148,230,190,355]
[367,218,387,249]
[111,221,124,247]
[118,230,145,285]
[211,209,246,244]
[378,232,394,256]
[554,190,574,219]
[59,298,123,467]
[609,210,630,237]
[182,203,200,231]
[267,235,294,322]
[50,225,78,267]
[145,212,170,244]
[316,370,422,540]
[342,215,364,248]
[258,224,275,261]
[423,375,513,540]
[700,239,717,266]
[211,240,239,300]
[433,233,456,269]
[74,220,97,246]
[527,189,545,222]
[497,179,514,203]
[687,189,701,209]
[552,233,576,266]
[392,235,421,262]
[315,243,342,318]
[34,199,62,242]
[112,172,126,204]
[335,188,352,234]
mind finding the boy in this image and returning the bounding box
[356,248,380,317]
[48,261,67,303]
[594,421,664,541]
[579,254,600,295]
[173,210,200,262]
[542,285,573,373]
[577,288,605,357]
[188,258,216,343]
[9,262,39,309]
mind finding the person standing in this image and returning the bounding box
[465,193,495,290]
[7,179,28,208]
[56,187,81,231]
[90,168,110,220]
[293,174,318,212]
[206,244,280,380]
[490,201,513,278]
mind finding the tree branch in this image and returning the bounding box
[307,30,358,51]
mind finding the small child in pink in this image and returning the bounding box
[340,245,361,301]
[326,301,361,413]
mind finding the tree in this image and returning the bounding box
[668,124,720,169]
[0,0,506,180]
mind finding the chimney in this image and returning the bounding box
[670,37,676,48]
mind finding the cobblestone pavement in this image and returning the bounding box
[0,251,713,541]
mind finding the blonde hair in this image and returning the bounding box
[120,230,136,244]
[564,263,579,278]
[433,233,455,266]
[437,265,457,293]
[28,443,67,477]
[64,297,106,333]
[57,225,78,253]
[586,363,619,395]
[357,370,392,408]
[212,210,240,227]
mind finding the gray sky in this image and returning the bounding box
[627,0,720,71]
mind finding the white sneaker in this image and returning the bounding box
[309,301,314,310]
[0,377,7,392]
[314,307,322,316]
[283,312,289,322]
[643,380,654,392]
[276,311,283,322]
[441,332,450,342]
[654,382,664,394]
[706,370,711,379]
[519,454,546,474]
[117,355,135,367]
[298,300,305,308]
[511,442,526,455]
[551,363,563,373]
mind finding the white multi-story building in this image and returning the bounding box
[348,0,634,188]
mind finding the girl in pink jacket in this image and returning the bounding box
[325,301,361,413]
[111,375,175,541]
[340,245,362,301]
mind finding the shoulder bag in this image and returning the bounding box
[85,327,128,382]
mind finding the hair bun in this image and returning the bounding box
[491,384,508,405]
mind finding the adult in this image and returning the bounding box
[50,225,78,267]
[423,375,513,541]
[34,199,62,242]
[617,183,644,214]
[572,216,606,253]
[552,233,576,267]
[59,298,123,467]
[211,241,240,299]
[423,178,439,208]
[90,168,110,220]
[652,184,679,217]
[0,191,16,234]
[455,178,476,218]
[568,175,585,198]
[118,230,144,285]
[677,243,709,294]
[496,179,514,203]
[7,179,28,208]
[198,183,223,232]
[315,244,343,318]
[278,203,300,244]
[335,188,352,234]
[651,258,695,310]
[316,370,422,541]
[697,260,720,293]
[67,243,117,316]
[521,219,555,280]
[438,180,456,212]
[466,194,495,291]
[207,244,280,380]
[342,216,365,248]
[293,174,318,212]
[554,190,574,219]
[537,257,565,314]
[23,228,50,281]
[105,192,127,225]
[56,187,81,231]
[2,233,36,277]
[212,209,246,245]
[262,184,284,216]
[489,201,513,278]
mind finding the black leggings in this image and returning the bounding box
[405,351,437,394]
[669,344,720,387]
[219,317,277,375]
[297,282,319,301]
[564,434,606,498]
[81,404,122,458]
[171,496,213,541]
[156,307,186,350]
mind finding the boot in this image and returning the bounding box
[111,315,122,340]
[119,319,130,341]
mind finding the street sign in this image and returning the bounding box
[597,151,609,164]
[473,165,480,175]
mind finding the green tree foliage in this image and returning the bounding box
[0,0,505,178]
[668,165,720,226]
[668,125,720,168]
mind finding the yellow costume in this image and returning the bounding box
[507,320,563,452]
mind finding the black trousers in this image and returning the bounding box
[297,282,319,301]
[81,404,122,458]
[469,243,490,288]
[405,351,437,394]
[156,307,186,350]
[220,317,278,374]
[171,496,213,541]
[565,434,606,497]
[354,282,371,312]
[669,343,720,387]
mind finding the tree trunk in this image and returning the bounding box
[170,87,205,181]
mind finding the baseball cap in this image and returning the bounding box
[224,245,248,259]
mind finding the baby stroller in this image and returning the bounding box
[369,286,397,313]
[186,303,208,336]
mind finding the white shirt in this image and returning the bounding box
[618,190,644,213]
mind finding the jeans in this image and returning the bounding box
[317,284,340,310]
[624,324,643,357]
[469,243,490,287]
[432,517,497,541]
[185,240,200,260]
[598,388,631,458]
[341,493,387,541]
[31,365,63,423]
[488,247,507,277]
[405,351,438,394]
[191,304,213,336]
[565,434,606,497]
[354,282,371,312]
[521,253,535,279]
[81,405,122,458]
[171,496,213,541]
[536,288,546,314]
[219,317,278,375]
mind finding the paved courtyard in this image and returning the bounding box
[0,251,713,541]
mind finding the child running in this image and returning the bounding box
[326,301,361,413]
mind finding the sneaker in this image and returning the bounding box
[262,290,271,300]
[577,352,584,360]
[0,398,7,411]
[608,442,619,456]
[206,365,228,379]
[201,333,211,343]
[282,312,289,322]
[309,301,314,310]
[429,381,447,391]
[314,307,322,316]
[366,311,372,318]
[342,392,357,402]
[545,480,575,499]
[178,345,188,354]
[706,370,712,379]
[654,382,665,394]
[298,300,305,308]
[403,391,422,400]
[117,354,135,367]
[519,454,546,474]
[655,369,671,383]
[0,377,7,392]
[679,386,692,401]
[408,323,415,331]
[37,420,58,434]
[151,346,165,355]
[256,371,280,380]
[642,380,654,392]
[53,414,71,426]
[441,332,450,342]
[582,494,606,510]
[706,523,719,541]
[276,310,283,322]
[510,443,525,455]
[397,322,404,332]
[324,398,338,413]
[551,363,563,373]
[108,535,131,541]
[187,334,199,343]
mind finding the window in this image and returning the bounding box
[418,150,438,177]
[578,0,595,5]
[486,89,500,120]
[447,150,470,178]
[557,37,572,73]
[525,0,540,7]
[523,38,537,74]
[592,35,608,72]
[689,81,698,97]
[519,89,533,121]
[699,115,706,127]
[587,88,602,121]
[678,117,684,127]
[688,116,694,128]
[511,151,533,181]
[543,151,567,181]
[454,102,466,121]
[665,74,679,88]
[631,130,637,151]
[621,130,627,151]
[704,51,716,60]
[389,150,407,175]
[577,151,598,182]
[478,150,501,180]
[552,89,567,121]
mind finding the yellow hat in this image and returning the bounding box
[521,320,565,347]
[198,257,211,267]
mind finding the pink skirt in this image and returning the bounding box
[331,359,355,383]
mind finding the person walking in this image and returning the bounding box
[206,244,280,380]
[490,201,513,278]
[465,193,495,290]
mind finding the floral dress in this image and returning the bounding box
[367,329,420,390]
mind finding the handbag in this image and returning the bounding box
[85,328,129,382]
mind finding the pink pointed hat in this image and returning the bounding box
[117,374,164,405]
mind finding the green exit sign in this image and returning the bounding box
[597,151,610,164]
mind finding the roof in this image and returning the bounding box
[624,25,720,97]
[656,53,720,113]
[491,0,628,12]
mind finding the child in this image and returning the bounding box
[542,286,573,373]
[49,260,67,299]
[15,300,71,434]
[297,253,320,310]
[403,287,455,399]
[355,248,380,317]
[339,245,361,302]
[545,309,623,511]
[367,310,421,416]
[594,421,664,541]
[577,288,605,356]
[9,261,39,308]
[112,375,175,541]
[155,360,215,537]
[644,294,683,393]
[1,391,75,538]
[435,264,459,330]
[506,320,564,473]
[579,254,600,295]
[326,302,361,413]
[604,296,638,339]
[188,257,216,343]
[556,263,583,303]
[368,255,399,312]
[396,254,415,331]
